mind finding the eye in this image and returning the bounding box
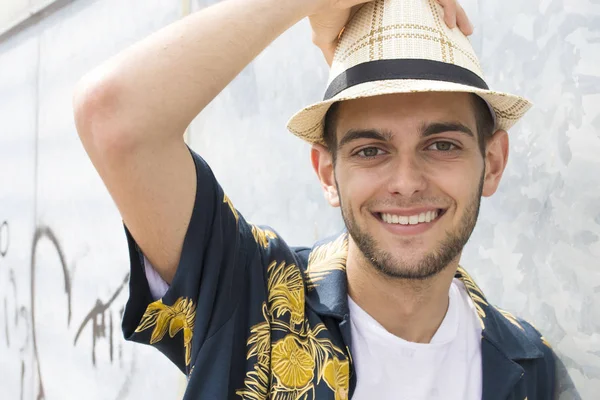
[356,147,385,158]
[427,141,458,151]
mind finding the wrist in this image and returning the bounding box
[296,0,326,17]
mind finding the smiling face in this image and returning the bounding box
[311,92,508,280]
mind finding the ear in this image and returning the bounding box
[311,144,340,207]
[482,129,509,197]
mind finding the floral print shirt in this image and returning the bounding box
[121,148,556,400]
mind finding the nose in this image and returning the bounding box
[386,153,427,197]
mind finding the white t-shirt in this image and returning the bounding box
[348,279,482,400]
[144,255,170,300]
[144,259,482,399]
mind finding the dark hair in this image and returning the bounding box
[323,102,341,160]
[471,94,496,156]
[322,94,496,161]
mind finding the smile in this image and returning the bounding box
[377,209,445,226]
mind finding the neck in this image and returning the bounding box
[346,238,460,343]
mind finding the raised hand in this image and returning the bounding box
[310,0,474,66]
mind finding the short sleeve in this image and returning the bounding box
[121,147,260,374]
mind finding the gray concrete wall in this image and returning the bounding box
[0,0,596,398]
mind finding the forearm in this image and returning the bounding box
[74,0,311,145]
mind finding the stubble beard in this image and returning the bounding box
[339,173,484,281]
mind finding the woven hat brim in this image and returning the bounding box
[287,79,532,145]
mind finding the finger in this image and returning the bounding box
[436,0,457,29]
[455,4,474,35]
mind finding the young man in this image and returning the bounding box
[73,0,556,398]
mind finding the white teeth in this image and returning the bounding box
[381,210,440,225]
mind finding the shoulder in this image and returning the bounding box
[291,246,312,268]
[517,316,557,399]
[515,316,556,375]
[244,223,313,270]
[488,305,557,397]
[516,317,554,357]
[490,303,556,362]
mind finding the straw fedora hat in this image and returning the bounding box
[287,0,532,145]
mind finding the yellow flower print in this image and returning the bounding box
[305,234,348,290]
[238,252,350,399]
[224,194,239,222]
[322,357,350,400]
[497,307,524,331]
[267,261,305,326]
[272,336,315,389]
[455,266,488,330]
[245,303,271,365]
[236,362,270,400]
[269,386,313,400]
[251,225,277,248]
[135,297,196,366]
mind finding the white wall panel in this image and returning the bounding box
[463,2,600,399]
[0,33,38,400]
[0,0,29,31]
[2,0,186,398]
[1,0,596,398]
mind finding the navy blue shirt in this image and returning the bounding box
[122,149,556,399]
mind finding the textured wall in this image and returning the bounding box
[0,0,29,31]
[0,1,185,398]
[0,0,596,398]
[461,1,600,399]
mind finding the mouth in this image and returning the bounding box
[374,209,447,227]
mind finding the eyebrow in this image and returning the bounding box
[338,129,394,148]
[337,122,474,148]
[422,122,474,138]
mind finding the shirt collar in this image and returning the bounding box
[302,232,544,361]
